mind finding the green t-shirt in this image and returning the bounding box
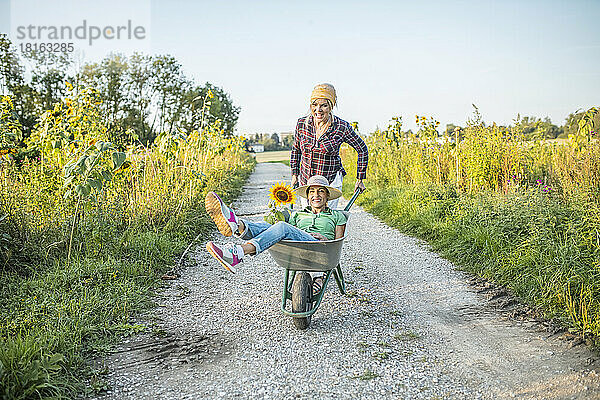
[288,207,348,240]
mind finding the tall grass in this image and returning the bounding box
[0,89,254,398]
[360,111,600,198]
[342,108,600,343]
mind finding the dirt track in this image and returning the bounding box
[95,162,600,399]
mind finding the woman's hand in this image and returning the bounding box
[291,174,299,188]
[310,232,327,241]
[355,179,366,193]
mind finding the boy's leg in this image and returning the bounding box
[234,219,273,240]
[247,221,317,254]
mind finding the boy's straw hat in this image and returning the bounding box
[295,175,342,200]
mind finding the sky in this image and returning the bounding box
[1,0,599,135]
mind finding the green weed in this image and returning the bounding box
[350,369,380,381]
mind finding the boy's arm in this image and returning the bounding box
[335,224,346,239]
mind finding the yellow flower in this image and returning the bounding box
[269,182,295,206]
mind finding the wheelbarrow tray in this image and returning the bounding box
[268,235,345,272]
[267,213,350,319]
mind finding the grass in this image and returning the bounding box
[350,369,380,381]
[344,181,600,344]
[0,169,252,398]
[266,159,290,167]
[373,351,390,360]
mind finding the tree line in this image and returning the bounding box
[247,132,293,151]
[444,112,599,140]
[0,34,240,147]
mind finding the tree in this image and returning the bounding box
[0,35,39,137]
[79,54,131,145]
[124,53,153,143]
[281,135,293,149]
[0,36,241,145]
[271,133,279,146]
[24,51,74,114]
[262,137,277,151]
[202,83,240,137]
[513,115,563,140]
[564,110,600,139]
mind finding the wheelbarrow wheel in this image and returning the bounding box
[292,272,312,330]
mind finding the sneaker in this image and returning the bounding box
[206,241,243,273]
[205,192,239,237]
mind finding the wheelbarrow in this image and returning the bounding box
[267,188,362,329]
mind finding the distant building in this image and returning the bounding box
[278,131,294,141]
[277,131,294,148]
[248,143,265,152]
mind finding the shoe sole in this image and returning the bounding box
[206,242,236,274]
[205,192,234,237]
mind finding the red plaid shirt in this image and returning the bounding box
[291,115,369,185]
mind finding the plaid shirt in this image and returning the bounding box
[291,115,368,185]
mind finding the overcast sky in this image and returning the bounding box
[2,0,599,134]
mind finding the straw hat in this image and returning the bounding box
[295,175,342,200]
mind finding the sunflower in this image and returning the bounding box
[269,182,295,206]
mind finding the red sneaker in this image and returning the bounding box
[206,241,243,273]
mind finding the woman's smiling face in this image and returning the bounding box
[311,98,331,123]
[307,186,329,209]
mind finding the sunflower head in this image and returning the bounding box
[269,182,295,206]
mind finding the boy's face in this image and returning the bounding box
[307,186,329,209]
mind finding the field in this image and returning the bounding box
[253,150,290,164]
[0,91,254,398]
[342,110,600,344]
[1,81,598,397]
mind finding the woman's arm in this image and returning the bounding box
[344,124,369,182]
[335,224,346,239]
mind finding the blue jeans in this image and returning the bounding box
[235,220,317,254]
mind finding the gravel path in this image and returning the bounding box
[94,163,600,399]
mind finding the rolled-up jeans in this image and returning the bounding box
[235,220,317,254]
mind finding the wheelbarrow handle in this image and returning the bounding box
[343,187,363,211]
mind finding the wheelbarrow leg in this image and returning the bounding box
[332,264,346,295]
[287,270,297,294]
[281,269,295,313]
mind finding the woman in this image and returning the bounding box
[205,175,347,273]
[291,83,369,209]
